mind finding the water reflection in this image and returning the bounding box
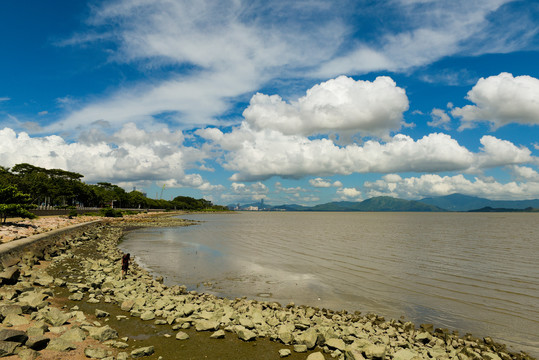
[120,212,539,357]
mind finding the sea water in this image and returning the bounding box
[119,212,539,356]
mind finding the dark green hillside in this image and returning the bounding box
[307,197,444,212]
[421,193,539,211]
[309,201,358,211]
[355,196,444,211]
[271,204,310,211]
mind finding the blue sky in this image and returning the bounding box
[1,0,539,205]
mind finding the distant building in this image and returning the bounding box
[246,206,259,211]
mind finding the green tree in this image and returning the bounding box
[127,190,148,209]
[10,163,85,207]
[92,182,128,208]
[0,185,36,223]
[0,166,17,188]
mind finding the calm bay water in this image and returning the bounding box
[119,212,539,356]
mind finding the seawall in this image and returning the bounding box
[0,219,102,269]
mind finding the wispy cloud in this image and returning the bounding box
[52,0,345,134]
[314,0,517,77]
[51,0,534,136]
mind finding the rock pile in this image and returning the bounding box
[0,236,117,358]
[0,221,535,360]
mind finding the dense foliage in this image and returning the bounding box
[0,185,36,223]
[0,163,225,211]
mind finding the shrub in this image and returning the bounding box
[100,207,123,218]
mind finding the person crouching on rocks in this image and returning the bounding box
[121,253,130,279]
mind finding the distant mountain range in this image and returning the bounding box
[419,193,539,211]
[229,194,539,212]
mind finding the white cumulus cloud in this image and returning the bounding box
[199,116,537,181]
[0,126,217,191]
[223,182,269,202]
[452,73,539,129]
[337,187,362,200]
[243,76,409,138]
[309,178,332,188]
[475,135,533,169]
[364,172,539,200]
[510,165,539,182]
[428,108,451,130]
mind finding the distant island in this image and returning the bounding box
[229,194,539,212]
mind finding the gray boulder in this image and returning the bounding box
[131,346,155,358]
[27,322,48,337]
[17,292,49,309]
[85,346,110,359]
[326,338,346,351]
[0,341,20,357]
[87,325,118,342]
[210,330,225,339]
[69,292,84,301]
[33,274,54,287]
[0,304,23,317]
[195,319,220,331]
[95,309,110,318]
[140,311,155,321]
[3,313,29,326]
[60,327,87,342]
[0,329,28,343]
[120,299,134,311]
[297,328,318,349]
[176,331,190,340]
[237,327,257,341]
[239,317,255,329]
[0,267,20,285]
[105,340,129,349]
[392,349,418,360]
[306,352,326,360]
[16,348,40,360]
[25,336,50,350]
[43,307,71,326]
[345,348,366,360]
[277,324,295,344]
[46,338,77,351]
[364,344,386,359]
[414,332,432,344]
[483,353,502,360]
[279,349,292,357]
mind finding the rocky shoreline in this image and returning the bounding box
[0,216,535,359]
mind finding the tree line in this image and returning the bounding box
[0,163,226,221]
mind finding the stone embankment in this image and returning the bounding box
[0,217,535,360]
[0,216,101,243]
